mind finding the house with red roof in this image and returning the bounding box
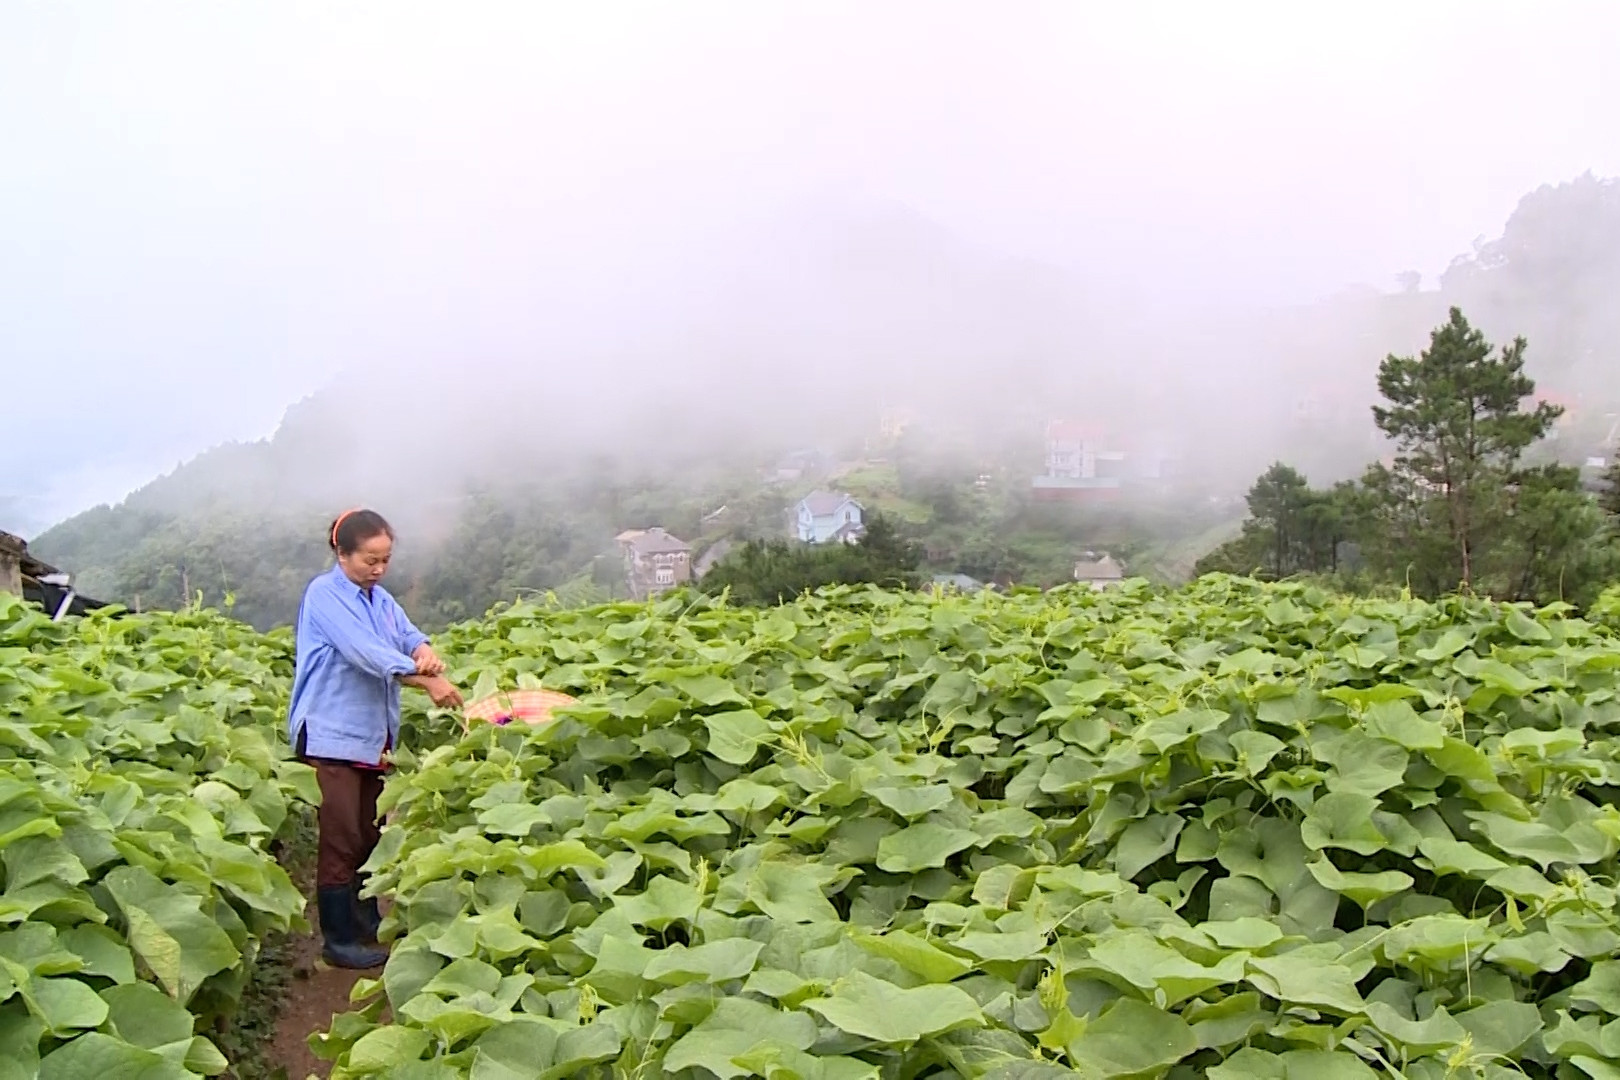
[1031,419,1172,501]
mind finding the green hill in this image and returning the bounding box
[31,175,1620,628]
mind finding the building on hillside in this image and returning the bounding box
[771,449,827,483]
[1031,420,1125,502]
[931,573,989,594]
[1045,422,1124,479]
[879,406,917,442]
[616,528,693,599]
[1031,419,1180,501]
[1073,551,1126,590]
[792,491,865,544]
[1,530,108,618]
[699,504,734,531]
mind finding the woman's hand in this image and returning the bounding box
[412,643,445,677]
[401,673,464,709]
[423,676,463,709]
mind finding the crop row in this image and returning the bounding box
[313,578,1620,1079]
[0,594,315,1077]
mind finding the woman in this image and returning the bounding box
[287,508,463,969]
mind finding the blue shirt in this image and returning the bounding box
[287,564,430,765]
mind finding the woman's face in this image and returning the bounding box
[339,533,393,588]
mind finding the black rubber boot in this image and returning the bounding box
[352,880,383,944]
[318,886,388,969]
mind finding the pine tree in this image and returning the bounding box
[1369,307,1560,590]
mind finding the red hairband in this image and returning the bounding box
[332,508,362,547]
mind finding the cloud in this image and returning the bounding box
[3,2,1620,526]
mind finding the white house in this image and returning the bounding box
[793,491,865,544]
[1073,551,1126,590]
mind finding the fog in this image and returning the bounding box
[5,2,1620,537]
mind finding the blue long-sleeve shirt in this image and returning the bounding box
[287,564,431,765]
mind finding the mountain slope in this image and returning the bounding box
[33,178,1620,626]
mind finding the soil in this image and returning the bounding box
[265,895,394,1080]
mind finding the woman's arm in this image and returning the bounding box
[388,593,431,655]
[386,594,443,674]
[305,588,417,680]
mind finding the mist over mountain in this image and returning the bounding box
[25,173,1620,630]
[42,197,1142,517]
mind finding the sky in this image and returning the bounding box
[3,1,1619,536]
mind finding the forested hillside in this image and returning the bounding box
[31,176,1620,628]
[32,420,1235,631]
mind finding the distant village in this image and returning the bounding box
[615,488,878,600]
[611,408,1142,600]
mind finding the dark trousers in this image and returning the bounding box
[312,760,385,890]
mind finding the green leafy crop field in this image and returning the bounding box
[9,578,1620,1078]
[0,593,314,1078]
[306,578,1620,1080]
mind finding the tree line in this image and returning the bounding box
[1197,307,1620,605]
[696,514,924,605]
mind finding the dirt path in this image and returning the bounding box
[265,897,390,1079]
